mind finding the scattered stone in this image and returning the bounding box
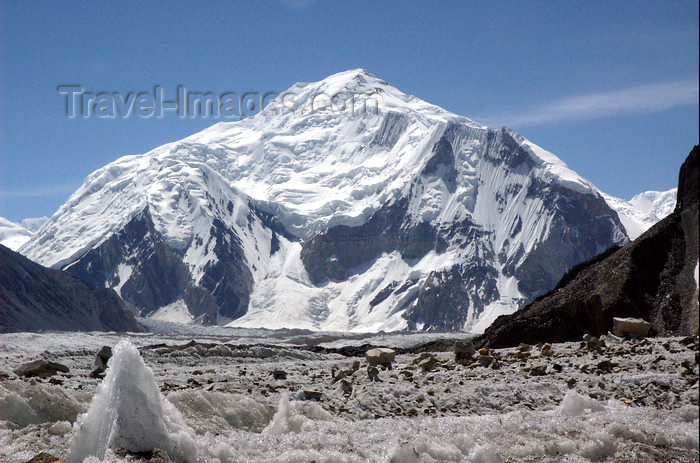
[367,366,380,381]
[477,355,494,367]
[477,347,489,356]
[115,448,171,462]
[513,351,531,361]
[365,348,396,367]
[15,360,69,378]
[272,369,287,380]
[566,378,577,388]
[352,360,361,371]
[417,354,440,372]
[597,359,617,371]
[612,317,652,338]
[540,343,553,357]
[528,362,548,376]
[454,340,476,363]
[25,453,64,463]
[89,345,112,378]
[412,353,433,364]
[301,390,323,400]
[332,367,354,383]
[339,378,353,394]
[582,334,604,351]
[553,363,563,372]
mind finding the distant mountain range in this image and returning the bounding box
[0,216,48,251]
[602,188,677,240]
[9,70,680,332]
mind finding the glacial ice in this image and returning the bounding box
[557,390,606,416]
[1,332,698,462]
[66,339,199,463]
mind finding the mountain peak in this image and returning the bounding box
[21,71,633,333]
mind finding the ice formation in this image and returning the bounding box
[66,339,199,463]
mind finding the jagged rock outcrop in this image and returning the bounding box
[0,244,143,333]
[477,146,699,347]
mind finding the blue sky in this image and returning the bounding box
[0,0,697,221]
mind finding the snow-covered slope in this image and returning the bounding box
[21,69,630,332]
[602,188,676,240]
[0,216,48,251]
[630,188,677,220]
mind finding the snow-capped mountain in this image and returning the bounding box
[602,189,676,240]
[0,216,48,251]
[21,69,632,332]
[630,189,677,221]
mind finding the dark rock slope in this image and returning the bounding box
[0,244,143,333]
[477,146,699,348]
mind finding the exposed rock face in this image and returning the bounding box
[477,146,699,348]
[299,127,626,330]
[63,206,257,324]
[0,244,143,333]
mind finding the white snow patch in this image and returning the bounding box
[148,300,193,324]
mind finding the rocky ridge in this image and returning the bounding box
[476,145,699,348]
[0,244,143,333]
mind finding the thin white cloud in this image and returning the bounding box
[0,183,77,198]
[480,79,699,127]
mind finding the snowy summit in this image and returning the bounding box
[20,70,663,333]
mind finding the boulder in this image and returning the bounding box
[301,390,323,401]
[365,348,396,366]
[331,368,353,383]
[417,355,440,371]
[528,362,548,376]
[540,343,553,357]
[612,317,652,338]
[15,360,69,378]
[271,369,287,380]
[454,340,476,362]
[90,345,112,377]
